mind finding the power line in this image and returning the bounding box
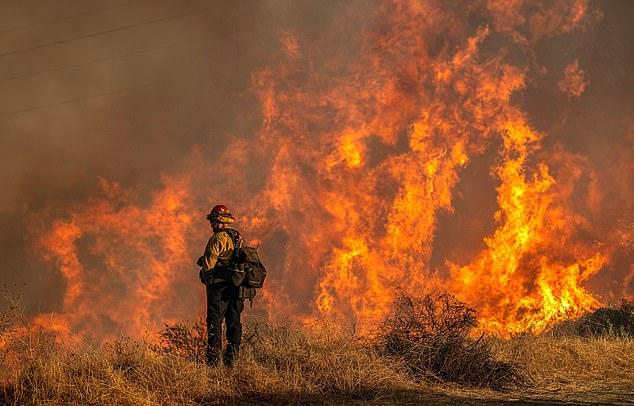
[0,6,216,58]
[0,0,142,34]
[0,82,159,117]
[0,57,224,117]
[0,36,209,83]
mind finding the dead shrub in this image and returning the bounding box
[153,320,207,363]
[377,293,527,388]
[550,299,634,338]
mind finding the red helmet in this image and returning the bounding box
[206,205,235,223]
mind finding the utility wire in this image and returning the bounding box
[0,82,159,116]
[0,0,142,34]
[0,52,226,117]
[0,36,209,83]
[0,6,216,58]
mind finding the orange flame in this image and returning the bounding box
[447,120,605,334]
[29,0,628,339]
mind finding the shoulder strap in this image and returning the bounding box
[224,228,243,260]
[224,228,241,245]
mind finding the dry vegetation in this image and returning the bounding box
[1,292,633,405]
[377,294,526,388]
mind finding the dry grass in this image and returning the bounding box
[2,293,634,405]
[1,312,415,404]
[492,334,634,397]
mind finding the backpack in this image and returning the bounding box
[224,229,267,290]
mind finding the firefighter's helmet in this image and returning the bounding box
[206,205,235,224]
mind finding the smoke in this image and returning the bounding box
[0,0,632,338]
[0,0,359,312]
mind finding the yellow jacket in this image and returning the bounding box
[202,230,235,272]
[200,228,245,284]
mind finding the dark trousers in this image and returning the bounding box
[206,282,244,365]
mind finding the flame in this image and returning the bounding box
[447,120,606,334]
[559,59,588,98]
[27,0,630,339]
[30,174,197,339]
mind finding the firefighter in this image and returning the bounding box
[197,204,244,367]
